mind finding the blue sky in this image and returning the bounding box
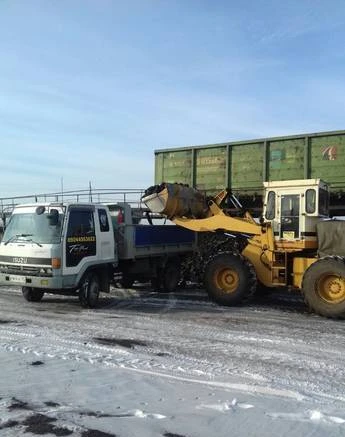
[1,0,345,197]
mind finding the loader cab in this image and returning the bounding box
[263,179,329,248]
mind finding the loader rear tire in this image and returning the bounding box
[22,287,45,302]
[204,252,256,306]
[302,256,345,319]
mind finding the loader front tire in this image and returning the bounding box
[204,252,256,306]
[302,257,345,319]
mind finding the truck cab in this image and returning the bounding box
[262,179,329,248]
[0,203,117,306]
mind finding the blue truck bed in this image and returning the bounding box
[135,225,195,247]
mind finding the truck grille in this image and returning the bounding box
[0,264,53,277]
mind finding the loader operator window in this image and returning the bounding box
[280,194,300,239]
[265,191,275,220]
[306,189,316,214]
[319,188,329,216]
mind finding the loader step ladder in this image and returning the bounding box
[271,251,288,286]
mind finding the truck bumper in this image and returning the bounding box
[0,273,65,290]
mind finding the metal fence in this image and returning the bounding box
[0,188,146,217]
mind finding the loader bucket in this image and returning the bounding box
[142,183,208,219]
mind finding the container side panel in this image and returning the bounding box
[155,151,192,185]
[154,153,164,184]
[310,134,345,190]
[195,147,227,193]
[268,138,304,181]
[231,143,264,194]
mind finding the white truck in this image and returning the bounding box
[0,201,195,307]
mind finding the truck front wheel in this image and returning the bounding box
[22,287,45,302]
[79,273,100,308]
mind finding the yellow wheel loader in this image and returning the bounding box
[142,179,345,319]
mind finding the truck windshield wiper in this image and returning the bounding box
[26,238,43,247]
[4,234,33,245]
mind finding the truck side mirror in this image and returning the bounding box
[47,209,59,226]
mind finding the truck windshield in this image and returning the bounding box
[3,211,63,244]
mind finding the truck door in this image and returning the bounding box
[63,206,97,276]
[280,194,300,239]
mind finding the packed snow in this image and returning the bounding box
[1,285,345,436]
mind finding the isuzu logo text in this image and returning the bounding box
[12,257,28,264]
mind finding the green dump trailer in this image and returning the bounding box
[154,130,345,216]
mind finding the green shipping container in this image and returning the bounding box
[154,130,345,215]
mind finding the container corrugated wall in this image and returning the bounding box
[154,130,345,214]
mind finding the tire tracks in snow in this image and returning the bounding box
[1,287,345,405]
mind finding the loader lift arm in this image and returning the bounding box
[172,188,263,236]
[142,183,279,292]
[142,184,263,235]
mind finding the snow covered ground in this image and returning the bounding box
[1,285,345,436]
